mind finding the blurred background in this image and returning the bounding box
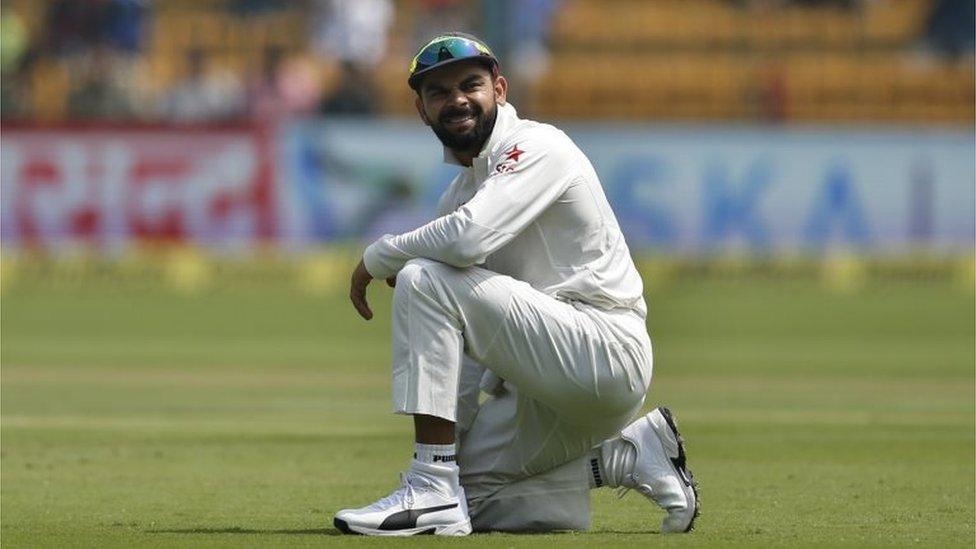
[1,2,974,545]
[1,0,973,271]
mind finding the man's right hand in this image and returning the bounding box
[349,259,398,320]
[349,259,374,320]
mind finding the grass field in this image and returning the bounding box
[2,264,974,547]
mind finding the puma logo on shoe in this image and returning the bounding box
[378,503,459,530]
[334,465,471,536]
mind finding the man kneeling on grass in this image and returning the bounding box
[337,32,699,536]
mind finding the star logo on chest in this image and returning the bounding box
[503,144,525,162]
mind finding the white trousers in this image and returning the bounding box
[391,259,653,531]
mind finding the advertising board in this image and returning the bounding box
[1,125,275,253]
[283,119,975,254]
[2,119,972,256]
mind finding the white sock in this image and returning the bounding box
[589,437,637,488]
[413,443,457,466]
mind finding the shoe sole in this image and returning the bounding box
[656,407,700,533]
[334,517,471,536]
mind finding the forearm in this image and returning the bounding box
[363,134,572,280]
[362,210,509,279]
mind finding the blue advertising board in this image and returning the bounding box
[279,117,974,255]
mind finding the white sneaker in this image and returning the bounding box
[618,407,699,533]
[333,460,472,536]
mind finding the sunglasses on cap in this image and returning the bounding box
[408,34,498,90]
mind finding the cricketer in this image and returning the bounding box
[338,32,699,536]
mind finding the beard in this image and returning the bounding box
[430,101,498,154]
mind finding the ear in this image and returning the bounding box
[415,96,431,126]
[493,75,508,105]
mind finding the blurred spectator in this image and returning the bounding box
[248,47,321,121]
[789,0,861,8]
[320,61,379,116]
[160,48,246,123]
[479,0,559,109]
[919,0,975,59]
[758,64,787,122]
[44,0,100,58]
[1,4,28,73]
[102,0,150,54]
[67,45,134,120]
[230,0,288,16]
[0,4,31,119]
[248,46,288,120]
[44,0,149,58]
[412,0,472,45]
[727,0,863,8]
[505,0,559,86]
[278,55,323,115]
[41,0,149,121]
[311,0,394,68]
[0,58,31,120]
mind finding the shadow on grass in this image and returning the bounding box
[148,526,655,537]
[149,527,341,536]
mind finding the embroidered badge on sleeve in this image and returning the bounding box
[494,143,525,174]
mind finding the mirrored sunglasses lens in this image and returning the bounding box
[415,38,481,70]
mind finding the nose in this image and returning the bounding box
[446,87,469,108]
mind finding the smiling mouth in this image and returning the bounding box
[443,112,476,127]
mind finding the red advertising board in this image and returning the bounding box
[1,124,275,251]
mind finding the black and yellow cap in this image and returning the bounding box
[408,32,498,91]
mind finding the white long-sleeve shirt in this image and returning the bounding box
[363,103,647,317]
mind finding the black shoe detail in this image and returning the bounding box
[590,458,604,488]
[333,518,359,535]
[657,407,701,533]
[413,453,457,463]
[377,503,459,531]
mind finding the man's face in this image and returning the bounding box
[415,61,507,154]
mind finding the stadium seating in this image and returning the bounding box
[5,0,972,123]
[531,0,973,122]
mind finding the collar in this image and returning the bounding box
[442,102,519,178]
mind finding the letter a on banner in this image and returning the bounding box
[804,163,870,250]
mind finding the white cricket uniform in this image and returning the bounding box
[363,103,653,532]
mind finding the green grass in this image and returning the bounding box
[2,273,974,547]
